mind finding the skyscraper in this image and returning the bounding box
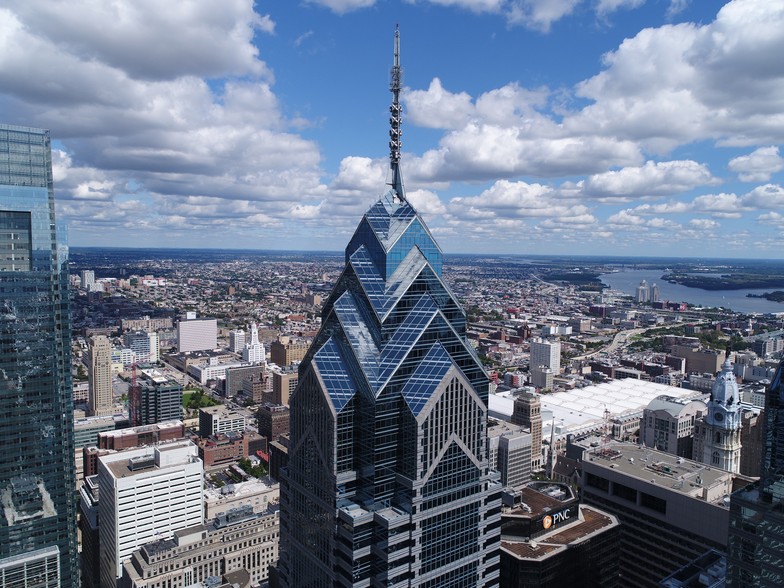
[0,124,78,586]
[727,358,784,586]
[511,391,543,471]
[243,322,266,365]
[88,334,113,417]
[278,29,501,587]
[529,337,561,374]
[636,280,650,303]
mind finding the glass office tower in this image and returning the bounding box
[0,124,78,587]
[278,29,501,588]
[727,358,784,586]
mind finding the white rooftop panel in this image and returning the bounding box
[492,379,696,436]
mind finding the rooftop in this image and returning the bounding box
[504,483,575,518]
[204,477,277,501]
[501,505,618,561]
[491,379,702,435]
[101,440,198,479]
[583,441,747,505]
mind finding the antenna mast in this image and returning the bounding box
[389,25,405,199]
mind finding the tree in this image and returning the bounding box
[238,457,267,478]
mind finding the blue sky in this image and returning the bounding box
[1,0,783,258]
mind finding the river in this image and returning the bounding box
[598,269,784,314]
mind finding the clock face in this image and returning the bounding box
[714,412,724,422]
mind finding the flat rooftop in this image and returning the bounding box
[99,420,183,438]
[204,478,278,501]
[504,485,572,518]
[502,505,618,561]
[490,379,701,435]
[583,442,738,504]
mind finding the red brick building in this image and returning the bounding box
[97,420,185,451]
[197,432,249,468]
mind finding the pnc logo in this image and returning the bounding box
[543,509,571,530]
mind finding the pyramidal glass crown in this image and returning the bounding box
[278,28,501,588]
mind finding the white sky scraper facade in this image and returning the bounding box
[278,29,501,588]
[243,322,266,365]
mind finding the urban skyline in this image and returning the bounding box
[1,0,783,258]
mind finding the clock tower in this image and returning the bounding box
[696,350,742,473]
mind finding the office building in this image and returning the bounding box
[727,359,784,586]
[530,366,554,391]
[177,316,217,353]
[97,440,204,587]
[739,408,764,477]
[225,364,266,399]
[487,422,532,489]
[120,316,172,334]
[197,432,248,469]
[97,420,185,451]
[503,371,525,388]
[660,549,726,588]
[123,330,158,364]
[243,322,266,365]
[499,483,620,587]
[512,390,543,470]
[751,337,784,359]
[258,404,290,443]
[242,373,269,404]
[199,405,246,437]
[74,416,117,451]
[268,335,309,367]
[88,334,114,416]
[120,506,280,588]
[582,441,750,587]
[135,378,182,426]
[268,437,289,483]
[229,328,246,353]
[278,30,501,587]
[79,475,101,588]
[530,337,561,374]
[641,395,706,459]
[81,269,95,290]
[672,345,725,376]
[270,366,297,406]
[0,124,78,586]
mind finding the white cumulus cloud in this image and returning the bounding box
[728,146,784,182]
[580,160,718,199]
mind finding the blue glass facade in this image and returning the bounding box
[0,124,78,587]
[280,174,501,586]
[727,359,784,586]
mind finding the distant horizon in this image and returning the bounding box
[68,245,784,263]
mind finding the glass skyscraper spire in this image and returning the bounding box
[278,29,502,587]
[0,124,78,587]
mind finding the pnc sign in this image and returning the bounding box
[541,507,574,531]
